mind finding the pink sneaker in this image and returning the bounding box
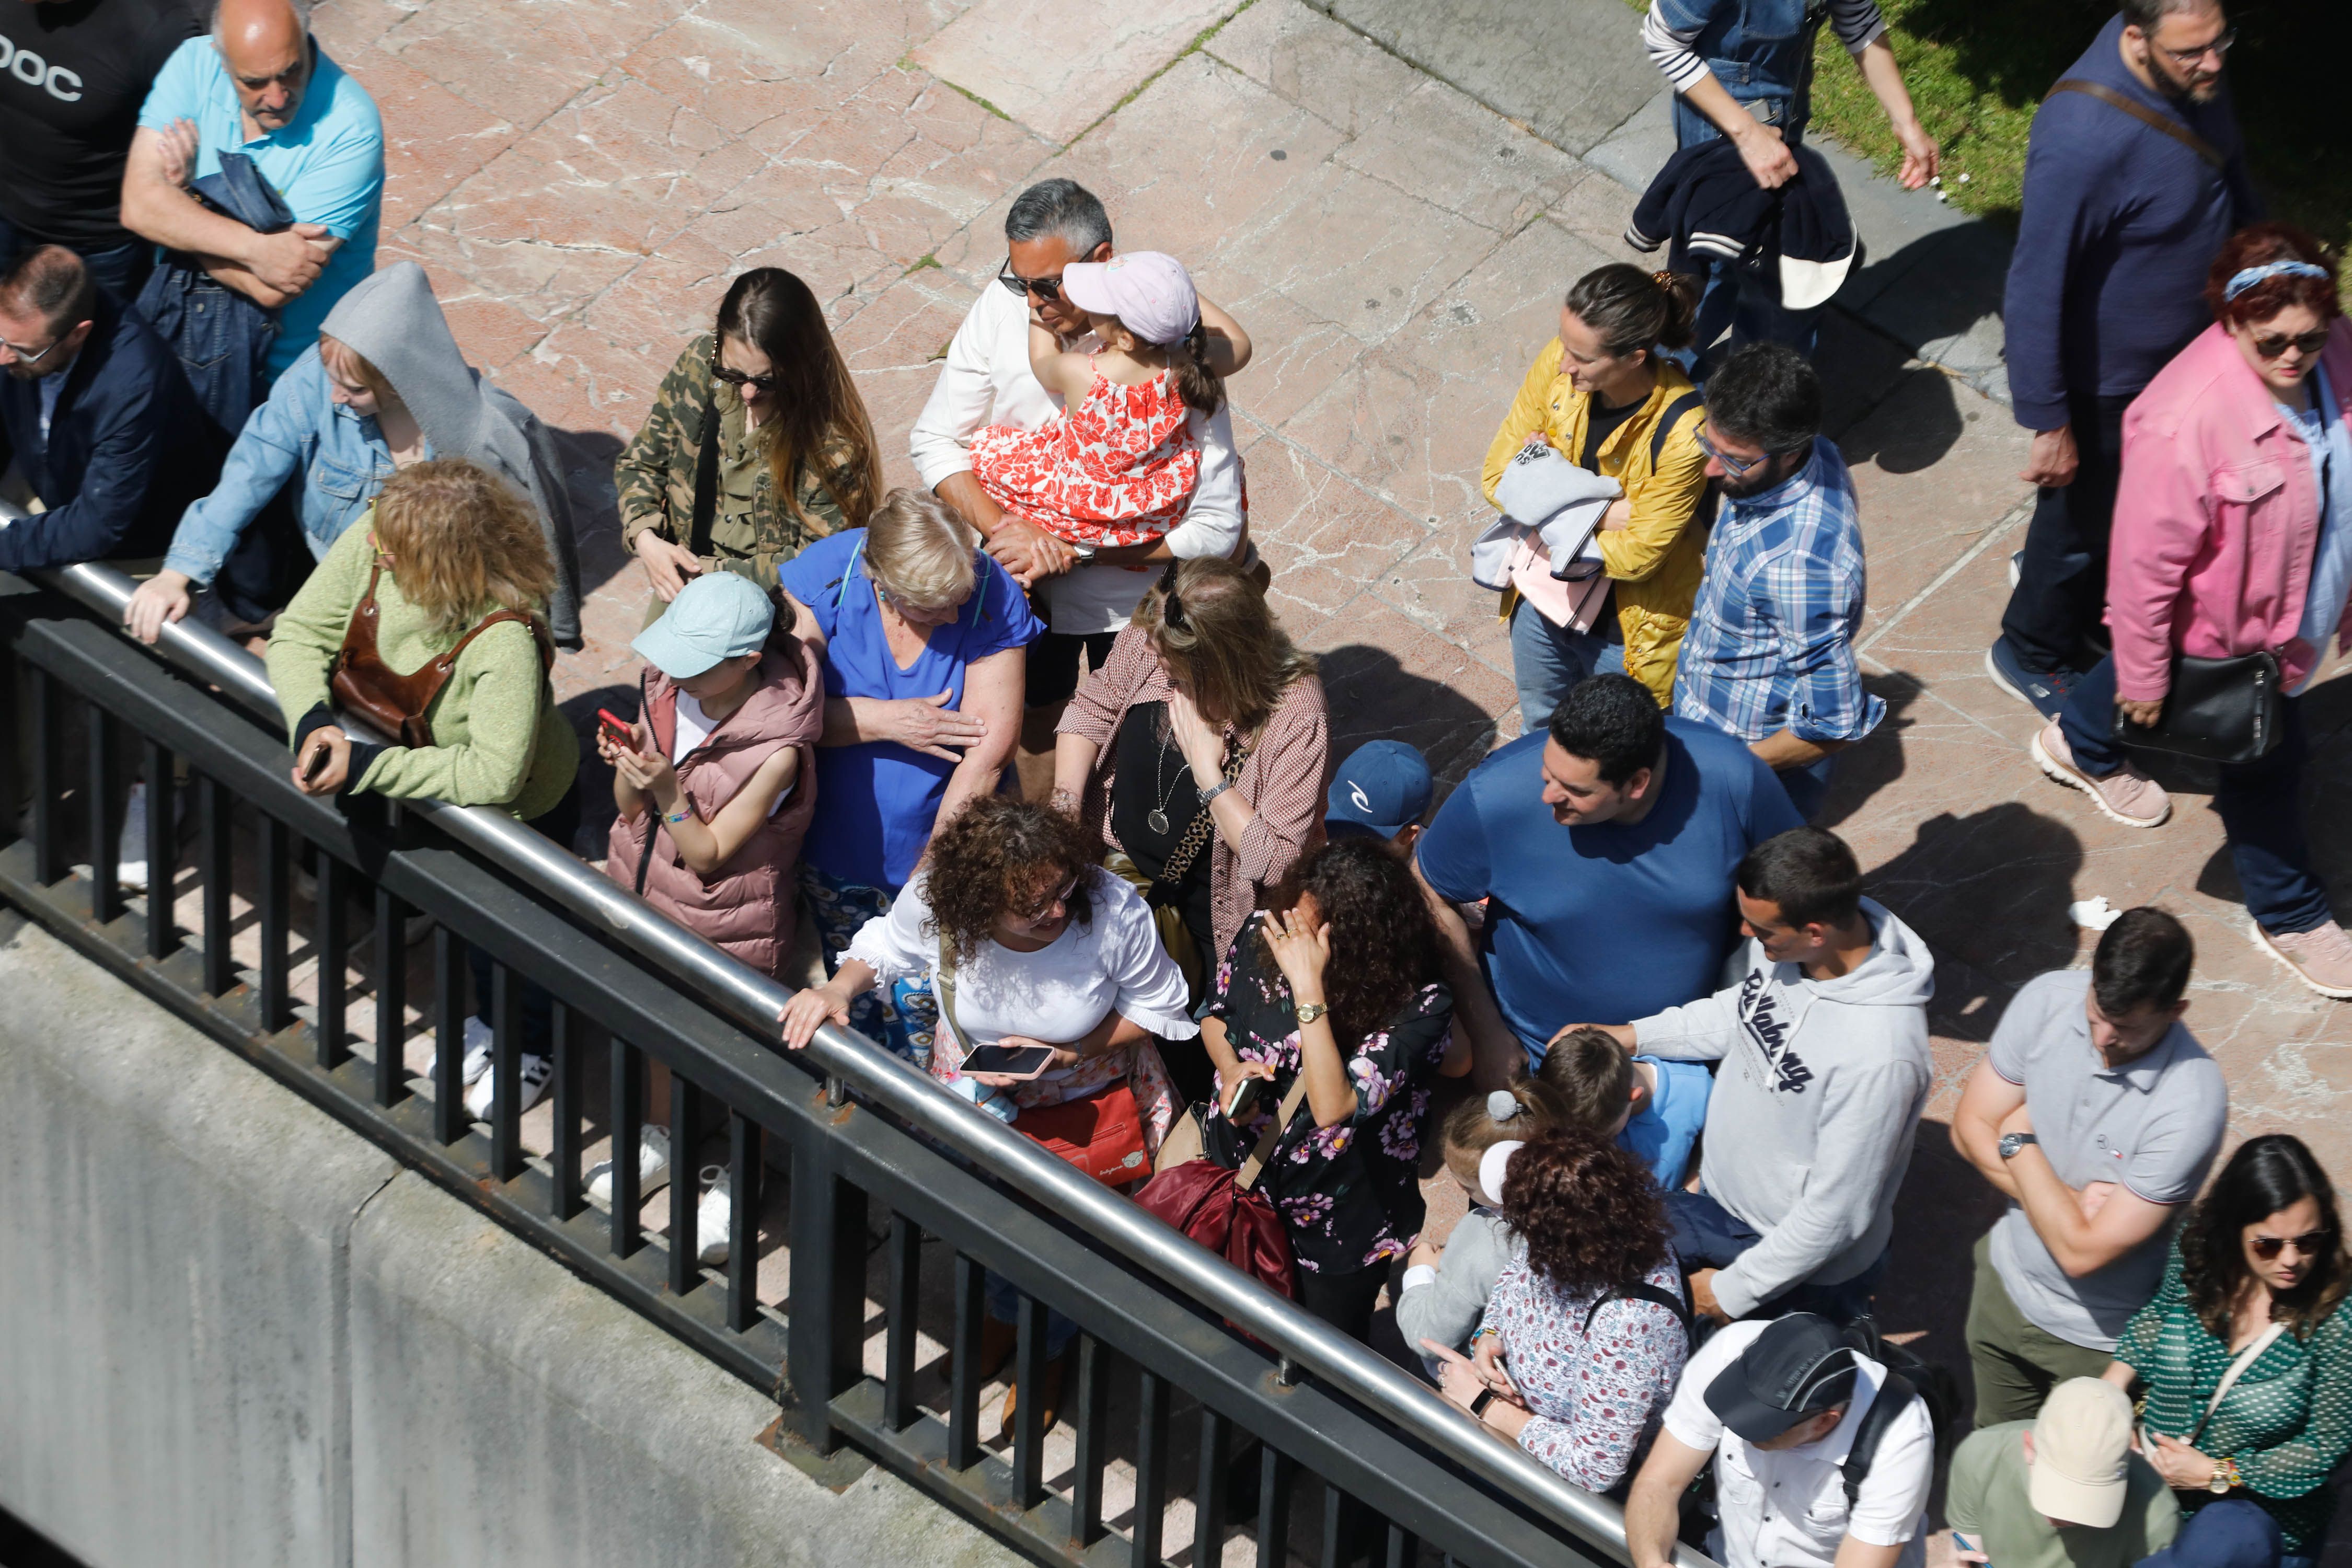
[2252,919,2352,1000]
[2031,720,2170,828]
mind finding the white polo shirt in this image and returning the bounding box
[1664,1320,1934,1568]
[906,279,1245,634]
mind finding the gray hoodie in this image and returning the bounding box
[318,263,584,648]
[1632,898,1934,1318]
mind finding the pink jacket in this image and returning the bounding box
[2109,320,2352,701]
[604,643,825,976]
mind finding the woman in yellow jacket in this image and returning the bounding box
[1480,266,1713,724]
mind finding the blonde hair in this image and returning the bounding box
[862,487,977,613]
[1133,557,1315,737]
[371,458,556,638]
[1440,1083,1561,1185]
[318,333,397,404]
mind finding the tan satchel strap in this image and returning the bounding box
[2187,1322,2288,1445]
[936,934,961,1050]
[1235,1069,1313,1193]
[2047,80,2222,169]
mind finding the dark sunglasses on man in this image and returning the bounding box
[997,256,1065,304]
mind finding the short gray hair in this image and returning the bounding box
[213,0,316,44]
[1004,179,1112,258]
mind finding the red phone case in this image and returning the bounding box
[596,707,635,744]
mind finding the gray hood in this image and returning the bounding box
[320,263,583,647]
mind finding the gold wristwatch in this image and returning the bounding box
[2209,1458,2240,1495]
[1295,1002,1330,1026]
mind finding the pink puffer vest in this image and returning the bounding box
[604,644,825,977]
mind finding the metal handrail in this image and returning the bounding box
[25,541,1709,1568]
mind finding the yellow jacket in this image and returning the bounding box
[1479,343,1712,707]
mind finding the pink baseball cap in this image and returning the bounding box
[1058,251,1200,346]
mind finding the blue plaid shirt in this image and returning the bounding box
[1674,441,1884,744]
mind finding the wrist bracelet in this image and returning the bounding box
[663,804,695,825]
[1470,1387,1497,1419]
[1197,778,1234,807]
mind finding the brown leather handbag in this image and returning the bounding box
[328,557,554,747]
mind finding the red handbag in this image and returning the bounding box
[1133,1072,1311,1304]
[1017,1083,1152,1187]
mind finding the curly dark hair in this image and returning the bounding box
[1262,837,1444,1051]
[921,796,1104,965]
[1500,1128,1670,1296]
[2181,1134,2350,1343]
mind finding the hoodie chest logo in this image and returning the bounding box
[1740,971,1813,1094]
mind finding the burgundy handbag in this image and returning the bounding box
[1133,1072,1311,1304]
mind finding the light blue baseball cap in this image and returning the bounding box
[631,570,774,678]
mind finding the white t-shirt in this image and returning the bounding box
[844,868,1198,1067]
[670,691,789,816]
[1663,1319,1934,1568]
[905,281,1247,633]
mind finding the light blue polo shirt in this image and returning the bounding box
[138,36,383,381]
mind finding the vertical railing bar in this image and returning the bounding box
[882,1214,919,1431]
[610,1038,643,1258]
[784,1125,864,1454]
[314,853,347,1068]
[141,738,175,959]
[1012,1293,1047,1509]
[1132,1369,1170,1568]
[432,927,465,1146]
[1071,1335,1111,1548]
[1254,1446,1295,1568]
[257,815,290,1031]
[489,961,524,1181]
[197,774,230,997]
[1319,1485,1347,1568]
[87,704,119,925]
[948,1253,983,1472]
[724,1112,759,1331]
[29,669,63,885]
[550,1005,583,1221]
[668,1073,703,1297]
[1385,1522,1417,1568]
[372,884,409,1108]
[1194,1406,1230,1568]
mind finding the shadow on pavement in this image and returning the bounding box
[1315,641,1508,795]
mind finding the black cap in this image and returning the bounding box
[1703,1315,1859,1443]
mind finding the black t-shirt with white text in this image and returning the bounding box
[0,0,200,248]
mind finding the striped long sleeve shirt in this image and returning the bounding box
[1641,0,1886,96]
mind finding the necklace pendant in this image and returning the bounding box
[1147,808,1171,836]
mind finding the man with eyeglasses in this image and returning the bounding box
[1671,343,1879,820]
[907,179,1249,787]
[1989,0,2258,720]
[0,244,206,573]
[1947,906,2226,1429]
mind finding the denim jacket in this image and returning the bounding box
[162,347,428,586]
[1663,0,1822,147]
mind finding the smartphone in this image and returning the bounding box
[1951,1535,1978,1554]
[596,707,637,751]
[1225,1074,1261,1117]
[963,1043,1056,1079]
[301,740,332,783]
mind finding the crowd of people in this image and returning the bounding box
[4,0,2349,1560]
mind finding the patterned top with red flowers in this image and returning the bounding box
[1481,1250,1689,1491]
[969,365,1202,548]
[1200,912,1454,1276]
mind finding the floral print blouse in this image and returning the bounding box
[1200,913,1453,1275]
[1481,1251,1689,1493]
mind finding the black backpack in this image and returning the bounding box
[1837,1316,1962,1506]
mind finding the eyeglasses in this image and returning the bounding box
[711,364,781,395]
[2252,328,2331,361]
[0,330,65,367]
[2251,1230,2332,1261]
[1697,430,1777,478]
[1156,560,1189,631]
[1011,874,1080,921]
[997,256,1066,304]
[2157,26,2236,68]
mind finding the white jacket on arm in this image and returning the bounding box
[1633,899,1934,1318]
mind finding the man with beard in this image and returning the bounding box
[1986,0,2257,718]
[1672,344,1879,820]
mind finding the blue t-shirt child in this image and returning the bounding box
[778,532,1041,891]
[137,37,384,381]
[1416,719,1801,1072]
[1621,1054,1712,1190]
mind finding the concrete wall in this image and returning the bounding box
[0,914,1022,1568]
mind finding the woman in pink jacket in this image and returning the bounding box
[2032,225,2352,998]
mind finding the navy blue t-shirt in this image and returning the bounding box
[1415,719,1801,1067]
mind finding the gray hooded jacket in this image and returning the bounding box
[318,263,583,647]
[1632,898,1934,1318]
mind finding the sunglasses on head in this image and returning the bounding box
[2253,328,2331,361]
[1156,561,1189,631]
[711,364,782,395]
[2251,1229,2332,1261]
[997,257,1066,304]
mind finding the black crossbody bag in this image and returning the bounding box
[2113,651,2284,765]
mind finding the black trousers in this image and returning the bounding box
[1997,394,2135,674]
[1023,629,1119,708]
[1292,1263,1390,1342]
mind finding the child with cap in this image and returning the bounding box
[1324,738,1435,854]
[1941,1378,2178,1568]
[969,250,1232,550]
[1537,1022,1712,1190]
[593,571,826,1258]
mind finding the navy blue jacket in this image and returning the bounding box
[2001,16,2260,431]
[0,296,211,573]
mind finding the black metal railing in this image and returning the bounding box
[0,564,1707,1568]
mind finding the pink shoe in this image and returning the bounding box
[2031,720,2170,828]
[2251,919,2352,1000]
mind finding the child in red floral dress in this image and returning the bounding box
[971,251,1237,549]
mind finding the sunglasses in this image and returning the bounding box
[1157,561,1189,631]
[2252,328,2331,361]
[2251,1230,2332,1261]
[711,364,782,395]
[996,256,1065,304]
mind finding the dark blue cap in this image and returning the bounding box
[1324,740,1433,839]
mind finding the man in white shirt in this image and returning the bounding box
[1627,1313,1935,1568]
[907,178,1248,776]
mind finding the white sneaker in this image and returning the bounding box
[695,1167,732,1265]
[459,1015,495,1086]
[464,1049,551,1120]
[118,782,150,892]
[586,1124,673,1203]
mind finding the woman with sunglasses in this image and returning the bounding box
[2102,1134,2352,1568]
[1050,556,1326,1103]
[2030,224,2352,1000]
[616,267,884,608]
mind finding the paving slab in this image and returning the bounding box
[911,0,1243,146]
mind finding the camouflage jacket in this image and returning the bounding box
[615,333,849,590]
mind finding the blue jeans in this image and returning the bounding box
[1774,754,1836,821]
[983,1270,1078,1358]
[2057,656,2331,936]
[1509,595,1625,733]
[1691,260,1823,376]
[1664,1186,1885,1323]
[2136,1499,2289,1568]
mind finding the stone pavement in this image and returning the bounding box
[306,0,2352,1379]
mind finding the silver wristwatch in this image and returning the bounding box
[1196,779,1234,807]
[1998,1132,2038,1161]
